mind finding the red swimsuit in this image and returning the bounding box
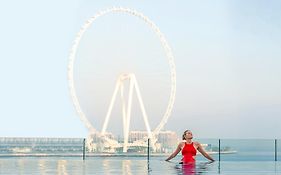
[181,142,197,163]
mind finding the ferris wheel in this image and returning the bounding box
[68,7,176,152]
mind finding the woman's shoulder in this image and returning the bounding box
[178,140,186,145]
[177,140,186,149]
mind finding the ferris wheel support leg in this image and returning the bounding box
[123,76,134,152]
[120,82,127,149]
[101,79,121,135]
[133,75,152,139]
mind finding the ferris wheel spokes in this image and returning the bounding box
[101,73,152,152]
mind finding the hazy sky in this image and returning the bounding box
[0,0,280,139]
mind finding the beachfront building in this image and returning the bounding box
[128,130,179,153]
[0,137,84,154]
[157,130,179,153]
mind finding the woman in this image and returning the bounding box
[165,130,214,163]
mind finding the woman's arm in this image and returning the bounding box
[165,143,182,161]
[196,142,215,162]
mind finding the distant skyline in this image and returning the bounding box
[0,0,281,139]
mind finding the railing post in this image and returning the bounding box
[147,138,150,162]
[218,139,221,162]
[275,139,277,161]
[83,138,86,160]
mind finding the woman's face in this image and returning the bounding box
[185,130,193,139]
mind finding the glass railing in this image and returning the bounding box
[162,138,279,161]
[0,137,281,161]
[195,138,219,161]
[220,139,275,161]
[278,139,281,161]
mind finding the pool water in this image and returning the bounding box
[0,157,280,174]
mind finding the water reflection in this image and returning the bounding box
[1,158,280,174]
[57,160,68,175]
[174,161,214,175]
[17,159,25,174]
[102,159,111,175]
[218,161,220,174]
[122,160,132,175]
[101,158,151,174]
[38,159,46,175]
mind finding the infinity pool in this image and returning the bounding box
[0,157,280,174]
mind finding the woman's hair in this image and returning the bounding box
[182,130,191,140]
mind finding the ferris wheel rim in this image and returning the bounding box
[68,7,176,137]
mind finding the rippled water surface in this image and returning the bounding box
[0,157,281,174]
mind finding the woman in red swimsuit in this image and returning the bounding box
[165,130,214,163]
